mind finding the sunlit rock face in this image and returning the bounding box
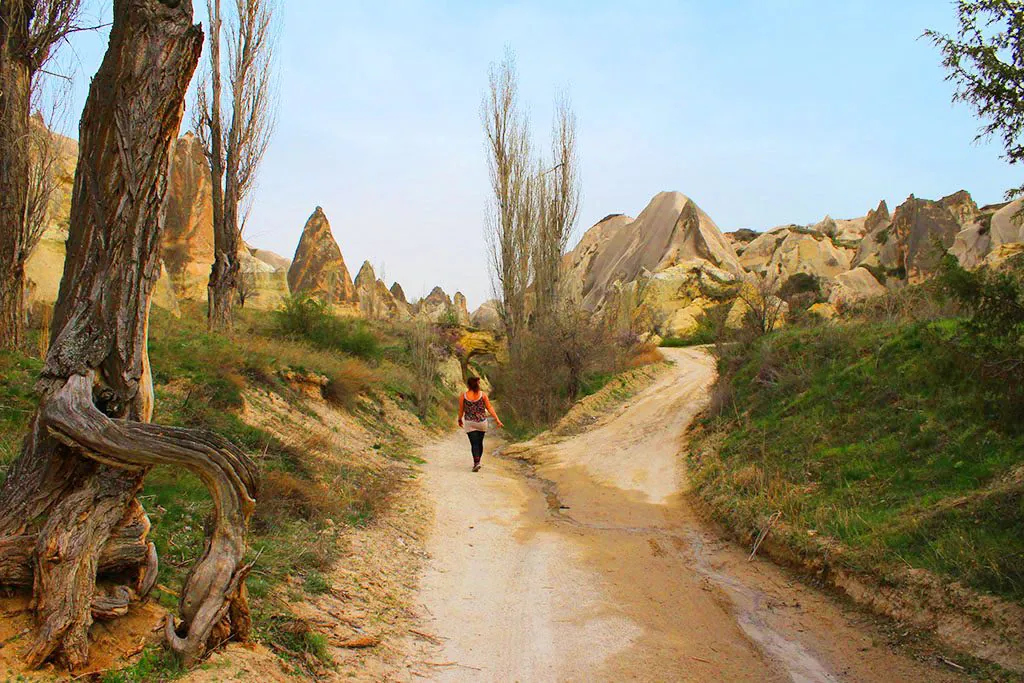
[567,192,743,314]
[162,132,215,301]
[287,206,357,306]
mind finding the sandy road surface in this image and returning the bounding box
[409,348,959,682]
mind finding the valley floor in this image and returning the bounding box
[400,348,962,682]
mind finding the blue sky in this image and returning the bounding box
[56,1,1016,308]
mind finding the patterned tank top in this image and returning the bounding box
[464,393,488,422]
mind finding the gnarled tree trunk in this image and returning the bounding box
[0,0,257,670]
[0,0,33,350]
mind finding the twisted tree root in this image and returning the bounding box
[39,373,258,665]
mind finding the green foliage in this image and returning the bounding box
[936,254,1024,339]
[862,263,888,285]
[258,617,334,667]
[275,294,380,359]
[777,272,821,300]
[99,646,187,683]
[0,350,42,486]
[303,570,331,595]
[661,329,715,347]
[690,321,1024,602]
[927,1,1024,198]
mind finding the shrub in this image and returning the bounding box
[303,570,331,595]
[257,470,345,523]
[778,272,820,300]
[936,254,1024,339]
[322,359,374,408]
[493,309,618,429]
[275,294,380,359]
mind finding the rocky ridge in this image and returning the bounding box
[560,187,1024,338]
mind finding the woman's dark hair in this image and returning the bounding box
[466,376,481,392]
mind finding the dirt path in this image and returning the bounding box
[408,348,961,682]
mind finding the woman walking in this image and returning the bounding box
[458,377,503,472]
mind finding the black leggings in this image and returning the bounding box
[467,430,485,463]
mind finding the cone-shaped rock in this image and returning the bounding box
[568,192,742,311]
[288,207,356,303]
[354,261,404,319]
[390,282,407,304]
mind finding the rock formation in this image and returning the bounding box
[562,213,634,303]
[559,187,1021,338]
[390,282,408,304]
[163,132,215,300]
[288,207,357,307]
[741,225,853,280]
[354,260,407,320]
[567,191,742,313]
[950,199,1024,269]
[827,267,887,305]
[414,286,467,324]
[471,299,502,331]
[238,242,290,310]
[453,292,471,326]
[249,247,291,272]
[853,192,977,282]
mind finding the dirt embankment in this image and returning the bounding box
[402,348,963,682]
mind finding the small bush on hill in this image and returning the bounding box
[936,254,1024,340]
[322,359,375,408]
[275,294,380,359]
[778,272,820,300]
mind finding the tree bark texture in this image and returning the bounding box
[0,0,257,670]
[0,0,33,350]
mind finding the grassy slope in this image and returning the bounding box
[0,305,435,678]
[688,320,1024,604]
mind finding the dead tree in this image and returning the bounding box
[0,0,83,350]
[0,0,257,670]
[196,0,276,331]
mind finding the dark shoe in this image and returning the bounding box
[472,463,481,472]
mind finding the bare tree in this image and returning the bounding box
[24,71,73,280]
[24,110,60,267]
[409,320,440,418]
[0,0,84,350]
[236,269,258,307]
[0,0,257,668]
[195,0,277,331]
[483,49,533,347]
[531,94,580,324]
[736,272,787,336]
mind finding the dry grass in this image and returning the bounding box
[257,470,347,523]
[627,344,665,368]
[322,359,374,408]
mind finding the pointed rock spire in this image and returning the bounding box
[287,207,357,304]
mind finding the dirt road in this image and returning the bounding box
[409,348,959,682]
